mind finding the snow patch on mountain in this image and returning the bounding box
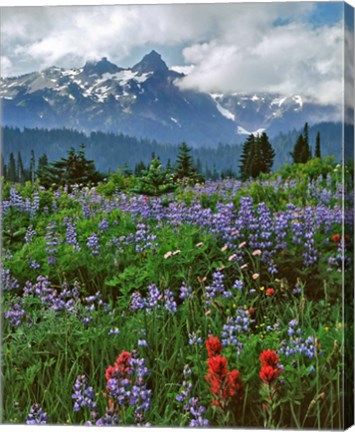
[237,126,265,136]
[271,96,287,107]
[293,95,303,107]
[215,101,235,121]
[170,117,181,127]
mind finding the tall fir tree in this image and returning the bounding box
[239,134,255,181]
[239,133,274,180]
[315,131,321,158]
[17,152,25,185]
[8,152,17,182]
[29,150,36,184]
[123,162,133,177]
[175,142,196,180]
[1,153,6,179]
[37,153,49,179]
[259,132,275,174]
[290,123,312,164]
[304,123,309,148]
[134,161,146,177]
[38,145,103,188]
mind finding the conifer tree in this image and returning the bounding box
[239,132,275,180]
[8,152,17,182]
[38,145,103,188]
[304,123,309,148]
[134,161,146,177]
[315,131,321,158]
[239,134,255,181]
[166,158,172,172]
[134,158,176,196]
[259,132,276,174]
[37,153,49,179]
[1,153,6,179]
[175,142,196,180]
[123,162,132,177]
[290,123,312,164]
[29,150,36,184]
[17,152,25,184]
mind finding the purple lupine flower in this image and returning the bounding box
[134,222,158,253]
[188,333,203,345]
[145,284,161,312]
[5,297,27,328]
[72,375,97,412]
[188,398,209,427]
[94,410,120,426]
[138,339,148,347]
[176,365,209,427]
[232,280,243,291]
[279,330,317,360]
[179,283,193,301]
[98,218,109,231]
[221,308,251,356]
[66,219,80,251]
[205,270,227,305]
[45,222,59,265]
[86,233,99,256]
[106,350,152,426]
[1,268,20,291]
[29,259,41,270]
[30,191,40,218]
[130,291,146,311]
[163,289,177,314]
[25,225,36,243]
[26,404,48,425]
[109,328,120,336]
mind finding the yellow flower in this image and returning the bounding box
[260,286,265,291]
[324,326,330,332]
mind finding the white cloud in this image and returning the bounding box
[0,56,13,76]
[0,3,345,107]
[177,21,344,107]
[170,65,195,75]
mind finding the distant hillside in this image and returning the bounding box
[1,122,342,177]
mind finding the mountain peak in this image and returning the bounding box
[132,50,169,74]
[83,57,120,76]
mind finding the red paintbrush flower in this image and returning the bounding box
[206,335,223,357]
[259,350,282,386]
[259,364,281,384]
[105,350,132,382]
[266,288,275,296]
[332,234,341,243]
[259,349,279,368]
[207,355,228,378]
[225,369,243,399]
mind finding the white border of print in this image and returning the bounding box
[0,0,355,6]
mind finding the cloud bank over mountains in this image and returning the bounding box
[1,2,345,107]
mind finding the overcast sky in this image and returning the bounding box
[0,2,351,106]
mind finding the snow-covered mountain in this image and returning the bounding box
[0,50,338,147]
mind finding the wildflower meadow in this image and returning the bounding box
[1,157,353,428]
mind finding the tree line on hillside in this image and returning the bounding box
[1,124,325,194]
[1,122,341,181]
